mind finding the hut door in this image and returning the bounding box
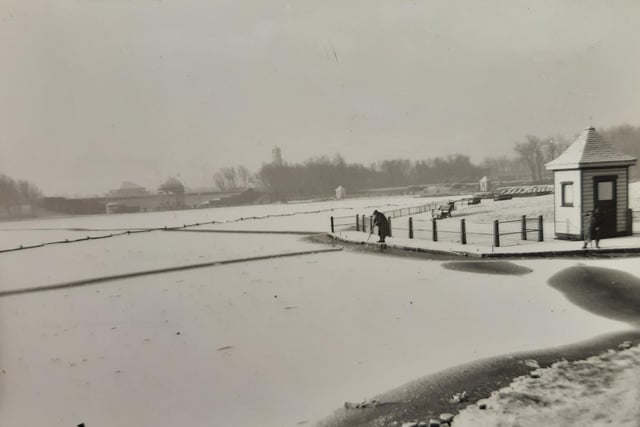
[593,176,617,237]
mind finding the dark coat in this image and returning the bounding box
[373,212,390,238]
[585,209,602,240]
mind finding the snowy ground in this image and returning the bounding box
[453,345,640,426]
[336,181,640,253]
[0,192,639,426]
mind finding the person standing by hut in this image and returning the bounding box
[583,208,602,249]
[372,210,390,243]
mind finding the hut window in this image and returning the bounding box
[597,181,614,201]
[561,182,573,207]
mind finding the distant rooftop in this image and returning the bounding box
[119,181,145,190]
[546,127,637,170]
[159,177,185,193]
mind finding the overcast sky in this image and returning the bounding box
[1,0,639,196]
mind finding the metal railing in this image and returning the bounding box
[330,201,445,233]
[405,215,544,247]
[332,213,545,248]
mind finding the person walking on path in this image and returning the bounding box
[372,210,390,243]
[583,208,602,249]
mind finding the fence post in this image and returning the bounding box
[461,219,466,245]
[369,216,373,233]
[432,218,438,242]
[521,215,527,240]
[388,217,392,237]
[538,215,544,242]
[331,216,334,233]
[493,220,500,247]
[409,217,414,239]
[356,214,360,232]
[362,215,366,232]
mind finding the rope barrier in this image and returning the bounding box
[0,207,352,254]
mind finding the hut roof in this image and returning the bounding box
[546,127,637,170]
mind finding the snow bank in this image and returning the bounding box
[453,345,640,427]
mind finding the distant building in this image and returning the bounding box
[335,185,346,200]
[272,146,283,166]
[479,176,491,192]
[545,126,637,240]
[41,197,105,215]
[105,202,140,214]
[158,177,186,210]
[108,181,149,198]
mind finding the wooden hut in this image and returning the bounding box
[545,126,637,240]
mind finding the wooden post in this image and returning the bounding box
[388,217,392,237]
[356,214,360,232]
[369,216,373,233]
[330,216,334,233]
[538,215,544,242]
[409,217,414,239]
[461,219,466,245]
[521,215,527,240]
[493,220,500,247]
[432,218,438,242]
[362,214,366,232]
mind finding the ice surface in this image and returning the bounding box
[0,195,638,426]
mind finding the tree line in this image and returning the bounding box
[214,123,640,200]
[255,153,485,200]
[600,124,640,179]
[0,174,43,217]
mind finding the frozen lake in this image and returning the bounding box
[0,198,635,426]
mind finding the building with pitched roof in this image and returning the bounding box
[158,177,186,210]
[545,126,637,240]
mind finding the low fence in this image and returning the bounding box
[331,213,544,247]
[331,201,439,234]
[330,198,476,233]
[403,216,543,247]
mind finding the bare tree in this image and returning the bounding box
[213,171,228,191]
[543,135,570,163]
[214,166,252,191]
[236,165,251,188]
[0,174,43,217]
[514,136,545,182]
[222,167,238,190]
[17,180,43,204]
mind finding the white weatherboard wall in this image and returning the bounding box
[554,169,582,238]
[581,167,629,235]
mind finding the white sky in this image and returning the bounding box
[1,0,640,196]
